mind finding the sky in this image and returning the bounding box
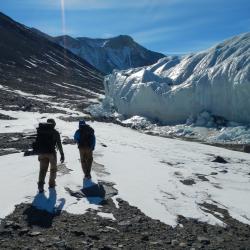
[0,0,249,55]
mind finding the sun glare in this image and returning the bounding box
[60,0,66,35]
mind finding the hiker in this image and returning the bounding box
[33,118,65,192]
[74,120,95,179]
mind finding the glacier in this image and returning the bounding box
[104,33,250,125]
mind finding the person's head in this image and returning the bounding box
[47,118,56,128]
[79,119,85,128]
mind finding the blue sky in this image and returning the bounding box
[0,0,249,54]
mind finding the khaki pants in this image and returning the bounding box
[79,147,93,178]
[38,153,57,187]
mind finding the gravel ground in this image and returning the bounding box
[0,196,250,250]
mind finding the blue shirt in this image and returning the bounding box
[74,129,96,150]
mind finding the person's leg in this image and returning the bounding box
[79,148,89,178]
[85,149,93,178]
[38,154,49,192]
[48,153,57,188]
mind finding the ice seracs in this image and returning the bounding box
[104,32,250,125]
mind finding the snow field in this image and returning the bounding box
[0,109,250,227]
[95,123,250,226]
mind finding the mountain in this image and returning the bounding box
[54,35,165,74]
[104,33,250,124]
[0,12,104,114]
[30,27,54,42]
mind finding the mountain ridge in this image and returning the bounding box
[54,34,165,74]
[0,11,104,114]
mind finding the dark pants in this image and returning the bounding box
[79,147,93,178]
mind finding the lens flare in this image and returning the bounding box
[60,0,66,35]
[60,0,67,67]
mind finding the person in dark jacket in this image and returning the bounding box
[74,120,95,179]
[37,118,64,192]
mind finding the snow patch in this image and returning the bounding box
[97,212,116,221]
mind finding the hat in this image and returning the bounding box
[79,120,86,127]
[47,118,56,126]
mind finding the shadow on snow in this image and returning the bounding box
[23,188,65,228]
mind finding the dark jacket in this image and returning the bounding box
[54,129,64,155]
[35,129,64,155]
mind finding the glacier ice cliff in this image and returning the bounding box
[104,33,250,124]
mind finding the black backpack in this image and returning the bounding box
[79,124,94,148]
[32,123,56,154]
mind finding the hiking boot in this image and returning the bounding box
[38,182,44,193]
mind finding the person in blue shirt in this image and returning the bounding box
[74,120,95,179]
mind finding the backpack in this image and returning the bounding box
[243,144,250,153]
[32,123,56,154]
[79,124,94,148]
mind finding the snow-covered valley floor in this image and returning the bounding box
[1,109,250,228]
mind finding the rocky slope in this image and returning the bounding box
[0,12,104,114]
[54,35,165,74]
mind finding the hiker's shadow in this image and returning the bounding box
[23,188,65,228]
[81,179,106,205]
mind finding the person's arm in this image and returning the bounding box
[56,131,64,155]
[74,130,80,144]
[91,134,96,151]
[55,131,64,163]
